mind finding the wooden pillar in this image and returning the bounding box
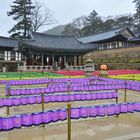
[24,57,27,71]
[52,55,55,66]
[110,42,112,49]
[116,41,118,48]
[78,56,81,66]
[41,54,44,66]
[76,56,79,66]
[64,55,66,64]
[32,54,34,65]
[81,55,83,65]
[48,56,51,66]
[74,56,77,66]
[64,55,66,65]
[59,56,64,69]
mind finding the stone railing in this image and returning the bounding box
[67,66,85,70]
[18,65,60,71]
[19,65,85,71]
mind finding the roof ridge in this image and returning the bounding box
[0,35,19,41]
[33,31,75,37]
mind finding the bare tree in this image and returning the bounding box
[62,16,87,37]
[31,1,54,32]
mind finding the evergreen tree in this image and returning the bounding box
[85,10,103,34]
[133,0,140,31]
[8,0,35,39]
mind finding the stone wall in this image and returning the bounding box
[83,46,140,70]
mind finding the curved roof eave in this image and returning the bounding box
[21,42,98,54]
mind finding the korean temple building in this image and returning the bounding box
[0,26,139,72]
[0,32,97,71]
[79,26,136,50]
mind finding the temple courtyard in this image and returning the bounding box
[0,89,140,140]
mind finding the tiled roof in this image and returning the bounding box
[78,27,134,43]
[128,37,140,42]
[0,36,19,48]
[22,32,98,53]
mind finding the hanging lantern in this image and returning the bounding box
[100,64,108,70]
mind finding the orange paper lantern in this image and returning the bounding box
[100,64,108,70]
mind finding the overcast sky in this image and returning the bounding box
[0,0,135,37]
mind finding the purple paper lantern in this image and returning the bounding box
[51,110,59,122]
[96,93,102,100]
[20,97,28,105]
[75,94,81,101]
[54,88,59,93]
[89,106,97,117]
[58,109,67,121]
[42,111,53,124]
[25,89,30,95]
[86,93,92,101]
[71,108,80,119]
[63,87,67,92]
[50,95,57,102]
[13,98,20,106]
[32,112,42,125]
[127,103,134,113]
[10,90,15,96]
[44,88,49,93]
[28,96,36,104]
[69,94,75,102]
[63,94,69,102]
[57,95,63,102]
[30,89,35,95]
[79,107,89,118]
[120,103,127,113]
[13,115,21,128]
[1,117,13,131]
[36,88,41,94]
[5,98,13,107]
[97,106,106,117]
[51,88,55,93]
[0,98,5,107]
[16,90,20,96]
[89,86,93,91]
[91,93,96,100]
[108,85,112,90]
[35,96,42,104]
[104,85,108,90]
[0,117,1,130]
[112,92,118,98]
[102,92,107,99]
[21,89,26,95]
[100,86,104,90]
[21,114,32,126]
[107,92,113,99]
[106,105,115,116]
[96,86,100,91]
[44,95,51,103]
[114,104,120,115]
[134,102,140,112]
[80,94,86,101]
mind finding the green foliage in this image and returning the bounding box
[63,9,136,37]
[110,74,140,81]
[84,10,103,34]
[133,0,140,31]
[8,0,35,39]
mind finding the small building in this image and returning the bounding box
[0,36,24,72]
[79,27,136,50]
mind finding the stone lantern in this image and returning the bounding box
[84,54,95,77]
